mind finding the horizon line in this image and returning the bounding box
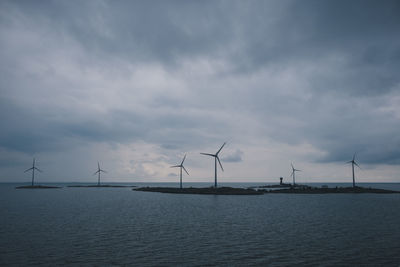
[1,181,400,184]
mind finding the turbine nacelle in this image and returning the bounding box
[291,163,301,176]
[24,158,43,173]
[200,142,226,172]
[93,161,107,175]
[170,154,189,175]
[346,153,361,168]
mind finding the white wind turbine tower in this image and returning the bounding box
[171,154,189,189]
[291,163,301,186]
[93,162,107,186]
[200,142,226,188]
[24,158,42,186]
[346,153,360,188]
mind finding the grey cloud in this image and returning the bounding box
[222,149,244,163]
[3,0,399,97]
[0,93,227,155]
[258,94,400,165]
[2,0,234,65]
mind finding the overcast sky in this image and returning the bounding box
[1,0,399,183]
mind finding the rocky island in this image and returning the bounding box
[134,186,263,195]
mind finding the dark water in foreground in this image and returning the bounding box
[1,183,399,266]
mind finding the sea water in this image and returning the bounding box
[0,183,399,266]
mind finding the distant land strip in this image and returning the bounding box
[68,185,136,188]
[15,185,61,189]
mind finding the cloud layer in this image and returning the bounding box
[1,0,399,182]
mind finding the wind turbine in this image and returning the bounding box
[93,162,107,186]
[200,142,226,188]
[171,154,189,189]
[24,158,42,186]
[346,153,360,188]
[291,163,301,186]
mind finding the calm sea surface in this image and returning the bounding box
[1,182,399,266]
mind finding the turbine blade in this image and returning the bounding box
[353,153,356,161]
[295,169,301,172]
[171,165,180,168]
[101,170,107,173]
[346,160,353,164]
[181,154,186,165]
[354,162,361,169]
[24,167,33,172]
[200,153,215,157]
[217,157,224,171]
[93,170,99,175]
[216,142,226,155]
[35,167,43,173]
[182,166,189,175]
[291,163,294,169]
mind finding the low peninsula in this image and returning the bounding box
[134,186,263,195]
[68,185,136,188]
[260,186,400,194]
[16,185,61,189]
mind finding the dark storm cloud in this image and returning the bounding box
[0,0,400,180]
[3,0,235,65]
[0,97,224,154]
[0,98,67,153]
[237,0,400,94]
